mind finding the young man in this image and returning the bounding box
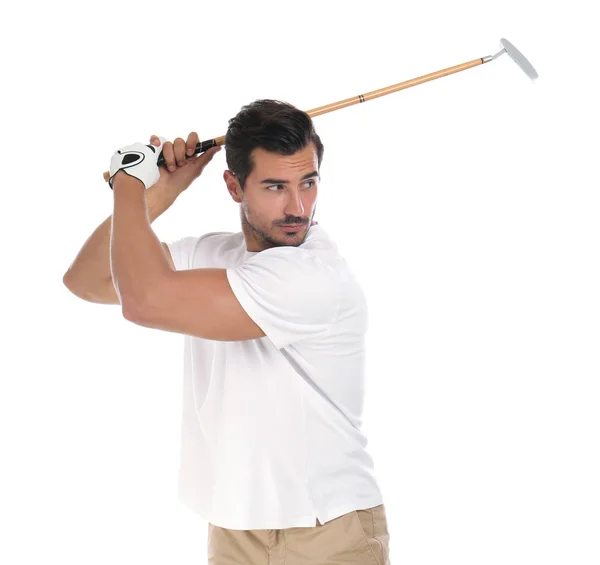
[64,99,390,564]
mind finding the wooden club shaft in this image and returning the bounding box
[102,57,484,182]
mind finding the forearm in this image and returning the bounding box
[110,173,172,311]
[63,183,181,293]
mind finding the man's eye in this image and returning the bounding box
[266,181,316,191]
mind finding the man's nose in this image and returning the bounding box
[284,191,305,218]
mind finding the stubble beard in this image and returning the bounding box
[242,205,315,249]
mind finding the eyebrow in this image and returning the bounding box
[260,170,319,184]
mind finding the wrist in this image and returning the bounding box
[145,182,182,221]
[112,170,145,190]
[146,181,183,205]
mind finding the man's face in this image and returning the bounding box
[226,143,319,251]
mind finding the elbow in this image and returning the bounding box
[63,272,83,298]
[121,298,145,323]
[62,271,74,289]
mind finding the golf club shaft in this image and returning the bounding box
[102,57,485,182]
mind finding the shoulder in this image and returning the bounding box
[164,231,239,270]
[244,246,336,280]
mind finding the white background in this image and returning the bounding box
[1,1,598,564]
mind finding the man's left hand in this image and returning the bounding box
[109,137,166,190]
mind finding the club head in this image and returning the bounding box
[499,38,538,81]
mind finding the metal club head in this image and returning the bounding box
[483,37,539,81]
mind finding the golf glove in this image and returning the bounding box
[108,137,166,190]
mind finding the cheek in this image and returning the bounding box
[244,195,276,220]
[305,191,318,208]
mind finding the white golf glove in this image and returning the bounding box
[108,137,166,190]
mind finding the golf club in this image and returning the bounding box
[102,37,538,182]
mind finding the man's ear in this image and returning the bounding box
[224,170,242,203]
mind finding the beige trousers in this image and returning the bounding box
[207,503,391,564]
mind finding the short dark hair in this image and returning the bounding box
[225,99,324,190]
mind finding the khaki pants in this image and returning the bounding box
[207,503,391,564]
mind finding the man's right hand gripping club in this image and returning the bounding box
[150,131,221,194]
[130,131,221,195]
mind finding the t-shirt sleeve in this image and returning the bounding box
[165,236,199,271]
[225,247,340,349]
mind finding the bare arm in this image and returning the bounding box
[63,184,180,304]
[63,131,216,304]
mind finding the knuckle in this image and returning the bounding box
[164,144,175,165]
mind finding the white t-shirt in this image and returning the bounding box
[166,223,383,530]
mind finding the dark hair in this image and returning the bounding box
[225,99,324,190]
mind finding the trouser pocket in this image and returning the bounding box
[353,504,391,565]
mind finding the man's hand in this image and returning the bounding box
[150,131,221,195]
[109,137,166,190]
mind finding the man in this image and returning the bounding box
[63,99,391,564]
